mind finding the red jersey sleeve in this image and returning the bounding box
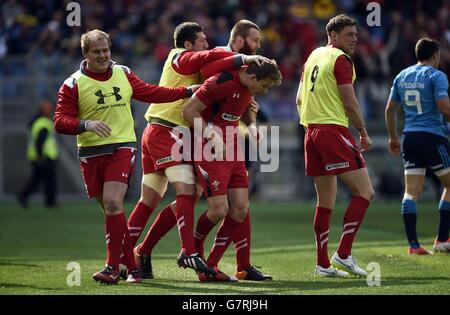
[126,69,188,103]
[195,75,225,108]
[200,55,243,80]
[333,55,353,85]
[172,48,235,75]
[54,77,81,135]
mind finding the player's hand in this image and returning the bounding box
[248,123,264,143]
[388,137,401,156]
[86,120,112,138]
[242,55,271,66]
[250,99,259,114]
[359,134,372,152]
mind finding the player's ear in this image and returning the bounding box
[236,35,244,49]
[330,30,338,41]
[184,40,192,50]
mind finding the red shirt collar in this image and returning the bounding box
[80,60,116,81]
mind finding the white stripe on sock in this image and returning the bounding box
[341,228,356,238]
[235,238,247,246]
[343,221,358,229]
[319,230,329,239]
[177,216,186,231]
[194,231,204,239]
[320,237,329,249]
[235,242,248,251]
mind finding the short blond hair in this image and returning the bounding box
[229,19,260,44]
[80,29,111,54]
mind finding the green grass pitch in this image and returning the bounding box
[0,200,449,295]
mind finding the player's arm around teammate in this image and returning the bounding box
[54,29,192,285]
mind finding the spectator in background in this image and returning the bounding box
[17,100,58,208]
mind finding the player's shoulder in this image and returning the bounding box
[214,45,232,52]
[63,70,82,89]
[113,64,132,75]
[217,71,235,84]
[429,68,448,81]
[334,53,352,67]
[170,48,187,65]
[395,65,416,81]
[206,71,236,85]
[343,53,354,66]
[402,65,416,75]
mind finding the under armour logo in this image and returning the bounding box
[121,172,128,178]
[95,87,122,104]
[233,93,240,98]
[212,180,220,192]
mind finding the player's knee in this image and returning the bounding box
[211,203,229,219]
[355,184,375,201]
[103,197,122,214]
[230,199,248,217]
[139,190,161,208]
[363,187,375,201]
[139,196,157,209]
[229,205,248,223]
[206,208,223,224]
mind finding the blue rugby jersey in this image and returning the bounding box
[389,64,449,137]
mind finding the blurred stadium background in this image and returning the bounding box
[1,0,449,203]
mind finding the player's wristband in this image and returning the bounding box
[238,54,246,66]
[79,119,90,133]
[358,126,366,133]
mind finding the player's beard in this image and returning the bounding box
[240,39,256,55]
